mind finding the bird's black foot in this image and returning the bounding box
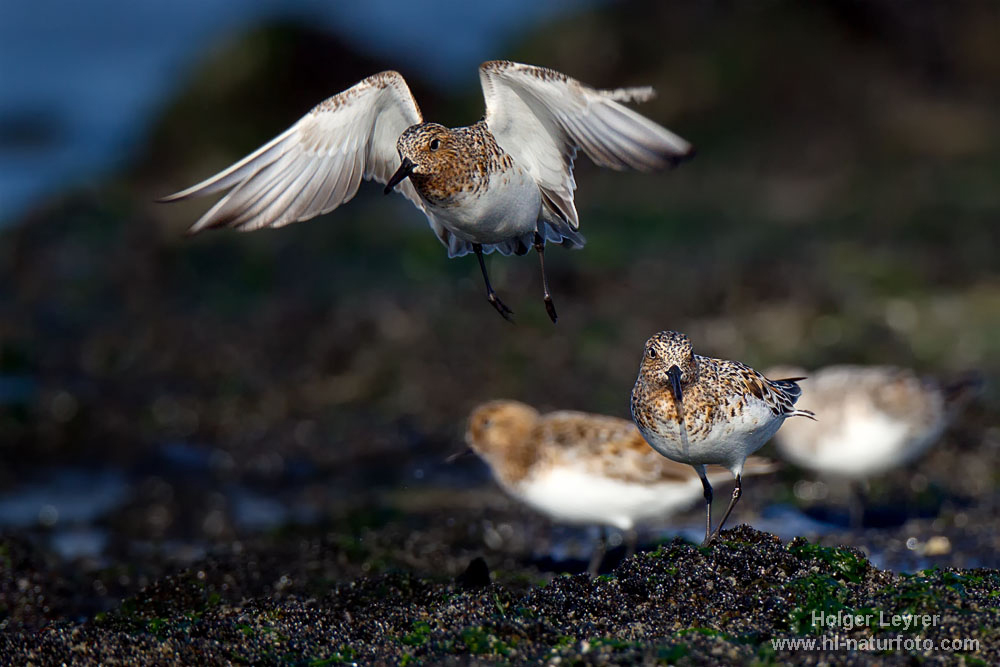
[533,232,558,325]
[474,243,514,323]
[488,293,514,322]
[543,295,557,323]
[704,527,725,546]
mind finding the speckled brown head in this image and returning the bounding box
[396,123,457,170]
[638,331,699,400]
[383,123,465,202]
[465,400,541,484]
[386,121,510,205]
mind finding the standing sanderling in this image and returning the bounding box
[766,364,982,525]
[630,331,815,545]
[159,61,693,322]
[464,399,778,574]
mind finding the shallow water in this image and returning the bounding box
[1,451,990,577]
[0,468,129,528]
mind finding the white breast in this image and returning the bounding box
[514,466,705,531]
[776,406,943,478]
[641,398,783,475]
[433,167,541,244]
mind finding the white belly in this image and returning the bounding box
[776,412,941,478]
[431,168,541,244]
[514,467,705,531]
[641,401,784,475]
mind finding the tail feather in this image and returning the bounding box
[706,456,781,483]
[741,456,782,476]
[942,371,985,407]
[769,377,805,400]
[767,377,808,416]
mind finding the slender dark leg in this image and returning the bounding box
[533,232,557,323]
[697,466,714,546]
[849,479,868,530]
[473,244,513,321]
[708,474,743,543]
[623,527,638,559]
[587,527,607,577]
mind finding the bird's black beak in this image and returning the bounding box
[445,447,474,464]
[384,157,415,194]
[666,365,684,402]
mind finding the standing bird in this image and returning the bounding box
[464,400,778,574]
[766,364,983,526]
[630,331,815,545]
[158,61,694,322]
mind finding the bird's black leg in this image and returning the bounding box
[697,466,714,546]
[587,527,607,577]
[473,243,513,322]
[849,479,868,530]
[533,232,557,323]
[623,527,638,560]
[709,474,742,543]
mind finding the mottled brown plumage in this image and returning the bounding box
[464,398,778,573]
[630,330,813,544]
[159,61,693,322]
[631,332,811,445]
[466,400,753,487]
[395,122,514,206]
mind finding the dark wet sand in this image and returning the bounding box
[3,524,998,664]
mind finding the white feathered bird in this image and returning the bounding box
[160,61,694,322]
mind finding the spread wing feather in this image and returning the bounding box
[479,60,693,229]
[158,71,428,233]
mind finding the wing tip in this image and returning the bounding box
[156,178,223,204]
[155,189,190,204]
[666,143,697,167]
[185,216,219,236]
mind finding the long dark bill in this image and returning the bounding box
[444,448,475,464]
[666,365,684,402]
[384,157,415,194]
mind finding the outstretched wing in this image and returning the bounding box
[159,71,425,233]
[478,60,694,229]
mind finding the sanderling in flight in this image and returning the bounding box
[630,330,815,545]
[158,61,693,322]
[766,364,982,525]
[463,399,777,574]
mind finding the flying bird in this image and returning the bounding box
[159,61,694,322]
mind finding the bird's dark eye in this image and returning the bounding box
[647,347,657,359]
[429,138,440,151]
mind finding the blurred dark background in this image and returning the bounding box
[0,0,997,625]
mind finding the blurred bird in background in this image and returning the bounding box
[767,364,984,527]
[464,399,777,574]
